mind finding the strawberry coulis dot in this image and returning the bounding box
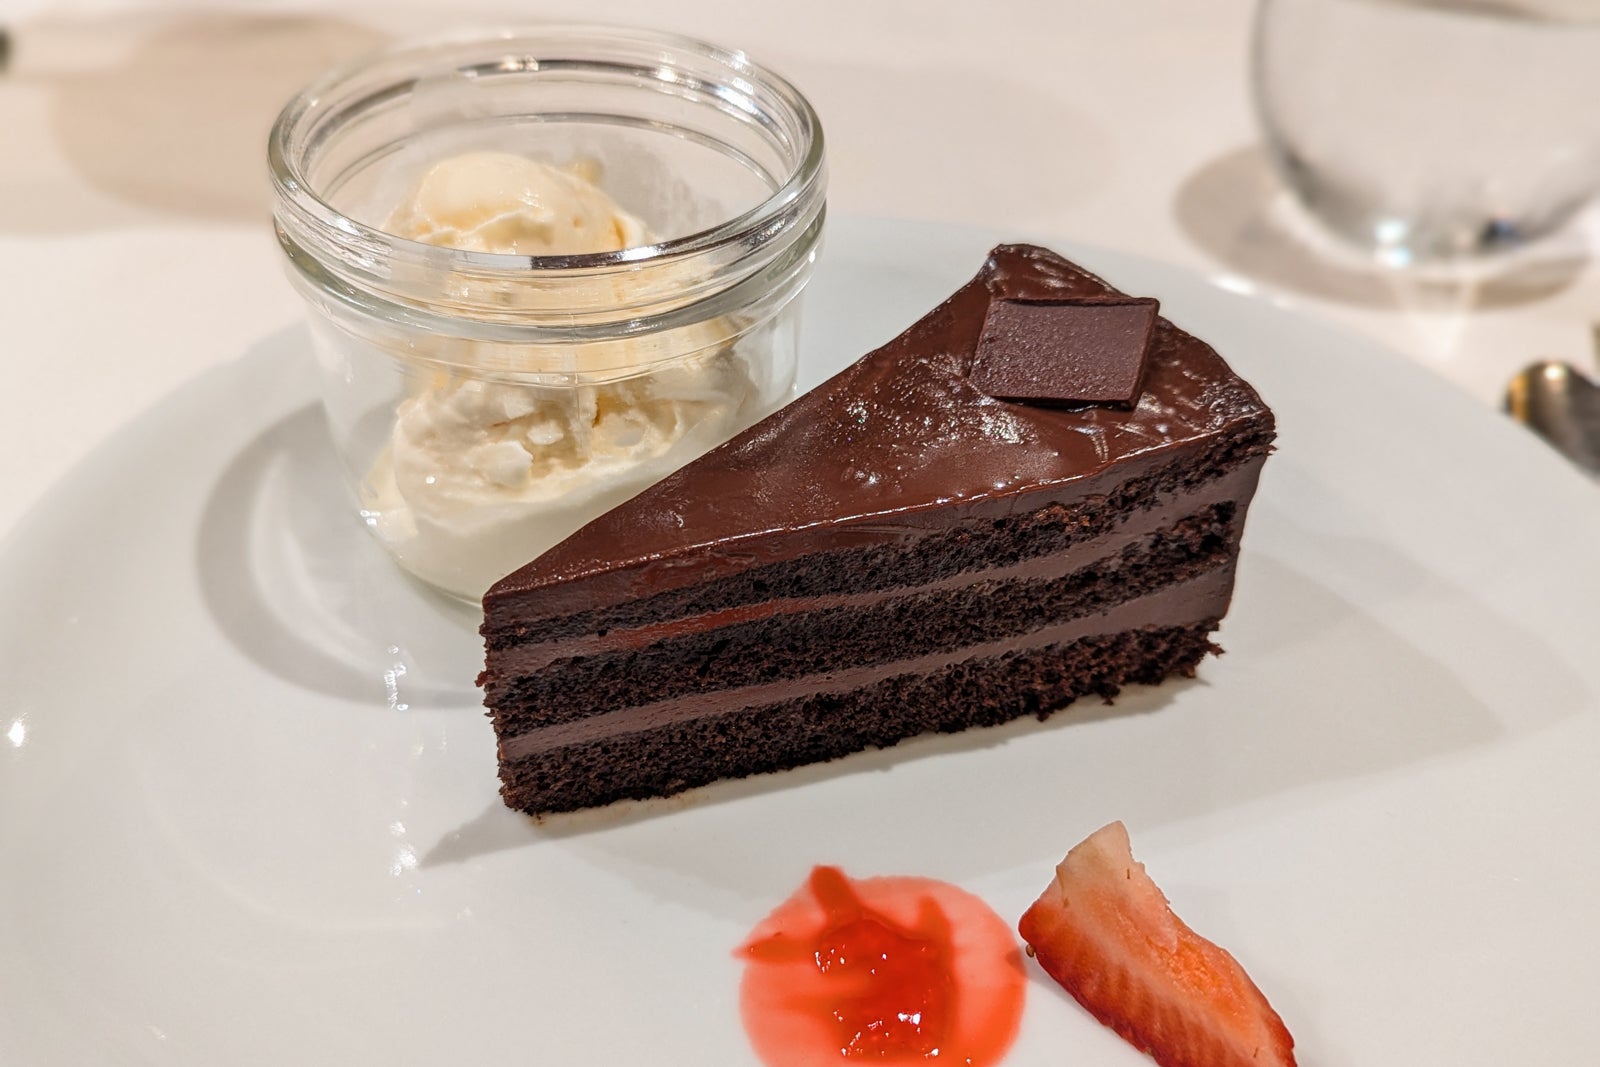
[737,866,1025,1065]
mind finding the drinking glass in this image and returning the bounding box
[1252,0,1600,265]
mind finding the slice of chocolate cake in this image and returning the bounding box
[480,245,1275,814]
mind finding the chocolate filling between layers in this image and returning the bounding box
[497,619,1222,813]
[490,502,1237,727]
[483,456,1264,691]
[497,565,1235,763]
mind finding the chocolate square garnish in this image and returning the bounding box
[971,296,1160,408]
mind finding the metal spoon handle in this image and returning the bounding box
[1505,360,1600,479]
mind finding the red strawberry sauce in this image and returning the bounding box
[737,866,1025,1064]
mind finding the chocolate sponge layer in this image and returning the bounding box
[489,502,1238,729]
[497,622,1220,814]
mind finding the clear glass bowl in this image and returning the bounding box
[269,26,826,600]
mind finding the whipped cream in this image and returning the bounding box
[363,152,752,599]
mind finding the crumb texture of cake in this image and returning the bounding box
[480,244,1275,814]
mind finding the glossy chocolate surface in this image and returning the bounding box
[486,244,1273,620]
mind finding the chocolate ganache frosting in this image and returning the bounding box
[485,244,1272,620]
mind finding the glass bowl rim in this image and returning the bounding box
[267,21,827,277]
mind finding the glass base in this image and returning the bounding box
[1273,147,1591,269]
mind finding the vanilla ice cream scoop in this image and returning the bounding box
[385,153,648,256]
[364,152,754,599]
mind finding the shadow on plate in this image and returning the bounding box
[1172,144,1587,311]
[195,395,482,713]
[418,679,1194,868]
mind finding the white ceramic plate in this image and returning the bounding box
[3,217,1598,1065]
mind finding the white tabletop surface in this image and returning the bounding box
[1,0,1596,544]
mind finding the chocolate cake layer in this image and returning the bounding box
[485,459,1261,687]
[498,621,1225,814]
[499,568,1236,764]
[492,503,1237,726]
[480,244,1275,814]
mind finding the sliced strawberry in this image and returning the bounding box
[1018,821,1296,1067]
